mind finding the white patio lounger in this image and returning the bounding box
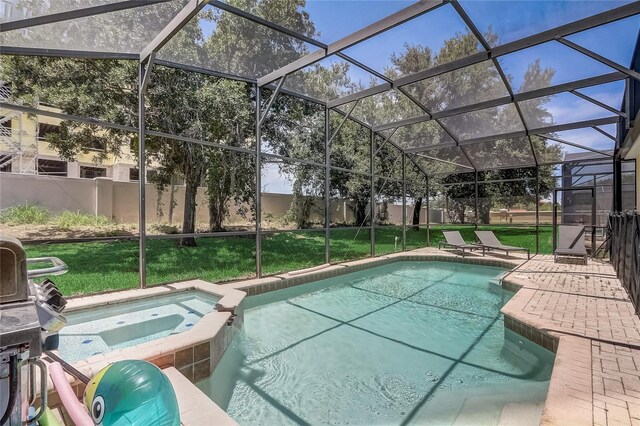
[554,225,588,265]
[439,231,484,258]
[474,231,530,259]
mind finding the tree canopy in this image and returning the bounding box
[0,0,569,235]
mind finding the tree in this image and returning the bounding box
[380,30,564,224]
[329,115,373,226]
[1,0,317,243]
[405,159,427,229]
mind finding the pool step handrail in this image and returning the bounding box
[27,257,68,279]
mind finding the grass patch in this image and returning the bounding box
[1,204,50,225]
[1,204,113,230]
[25,225,550,296]
[52,211,114,229]
[330,228,372,262]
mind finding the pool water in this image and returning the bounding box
[198,261,555,425]
[58,290,219,363]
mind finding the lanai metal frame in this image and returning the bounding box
[1,0,638,287]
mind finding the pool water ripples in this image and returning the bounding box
[198,262,554,425]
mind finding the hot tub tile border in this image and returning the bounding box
[45,279,247,413]
[504,316,558,353]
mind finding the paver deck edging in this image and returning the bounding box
[501,256,640,426]
[227,249,522,296]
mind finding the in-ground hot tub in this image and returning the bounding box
[198,261,555,425]
[58,290,220,363]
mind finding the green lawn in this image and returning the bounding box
[25,225,550,296]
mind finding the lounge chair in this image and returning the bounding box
[474,230,530,259]
[439,231,484,258]
[554,225,588,265]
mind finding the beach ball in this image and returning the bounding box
[83,360,180,426]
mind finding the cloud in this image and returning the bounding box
[543,92,615,125]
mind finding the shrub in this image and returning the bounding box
[0,204,50,225]
[52,211,113,229]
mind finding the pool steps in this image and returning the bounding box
[164,367,238,425]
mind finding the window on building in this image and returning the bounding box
[37,159,67,176]
[37,123,61,141]
[1,2,30,21]
[129,168,139,182]
[0,155,13,173]
[80,166,106,179]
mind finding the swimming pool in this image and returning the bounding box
[197,261,555,425]
[58,290,220,363]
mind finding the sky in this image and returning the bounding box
[224,1,639,192]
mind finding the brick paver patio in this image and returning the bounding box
[502,254,640,426]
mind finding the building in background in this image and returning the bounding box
[0,0,30,22]
[0,87,141,182]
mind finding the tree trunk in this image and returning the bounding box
[208,193,226,232]
[354,198,369,226]
[168,175,176,225]
[155,187,164,223]
[412,197,422,230]
[479,203,491,224]
[289,180,313,229]
[180,162,201,247]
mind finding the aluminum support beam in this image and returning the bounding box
[257,0,445,86]
[528,117,621,136]
[455,117,620,146]
[140,53,156,95]
[557,37,640,82]
[408,153,430,178]
[626,77,632,130]
[209,0,325,48]
[570,90,626,117]
[329,84,393,108]
[209,0,398,98]
[0,46,140,59]
[0,102,136,132]
[535,168,540,254]
[414,153,474,170]
[328,100,360,144]
[259,76,286,127]
[1,0,171,32]
[255,86,262,277]
[374,128,398,156]
[425,175,430,246]
[403,116,619,154]
[154,59,257,84]
[371,72,625,131]
[325,107,331,264]
[402,154,407,251]
[138,63,147,288]
[451,0,538,167]
[336,53,393,83]
[146,130,254,154]
[140,0,209,63]
[328,2,640,109]
[370,128,375,257]
[523,135,538,167]
[592,125,617,141]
